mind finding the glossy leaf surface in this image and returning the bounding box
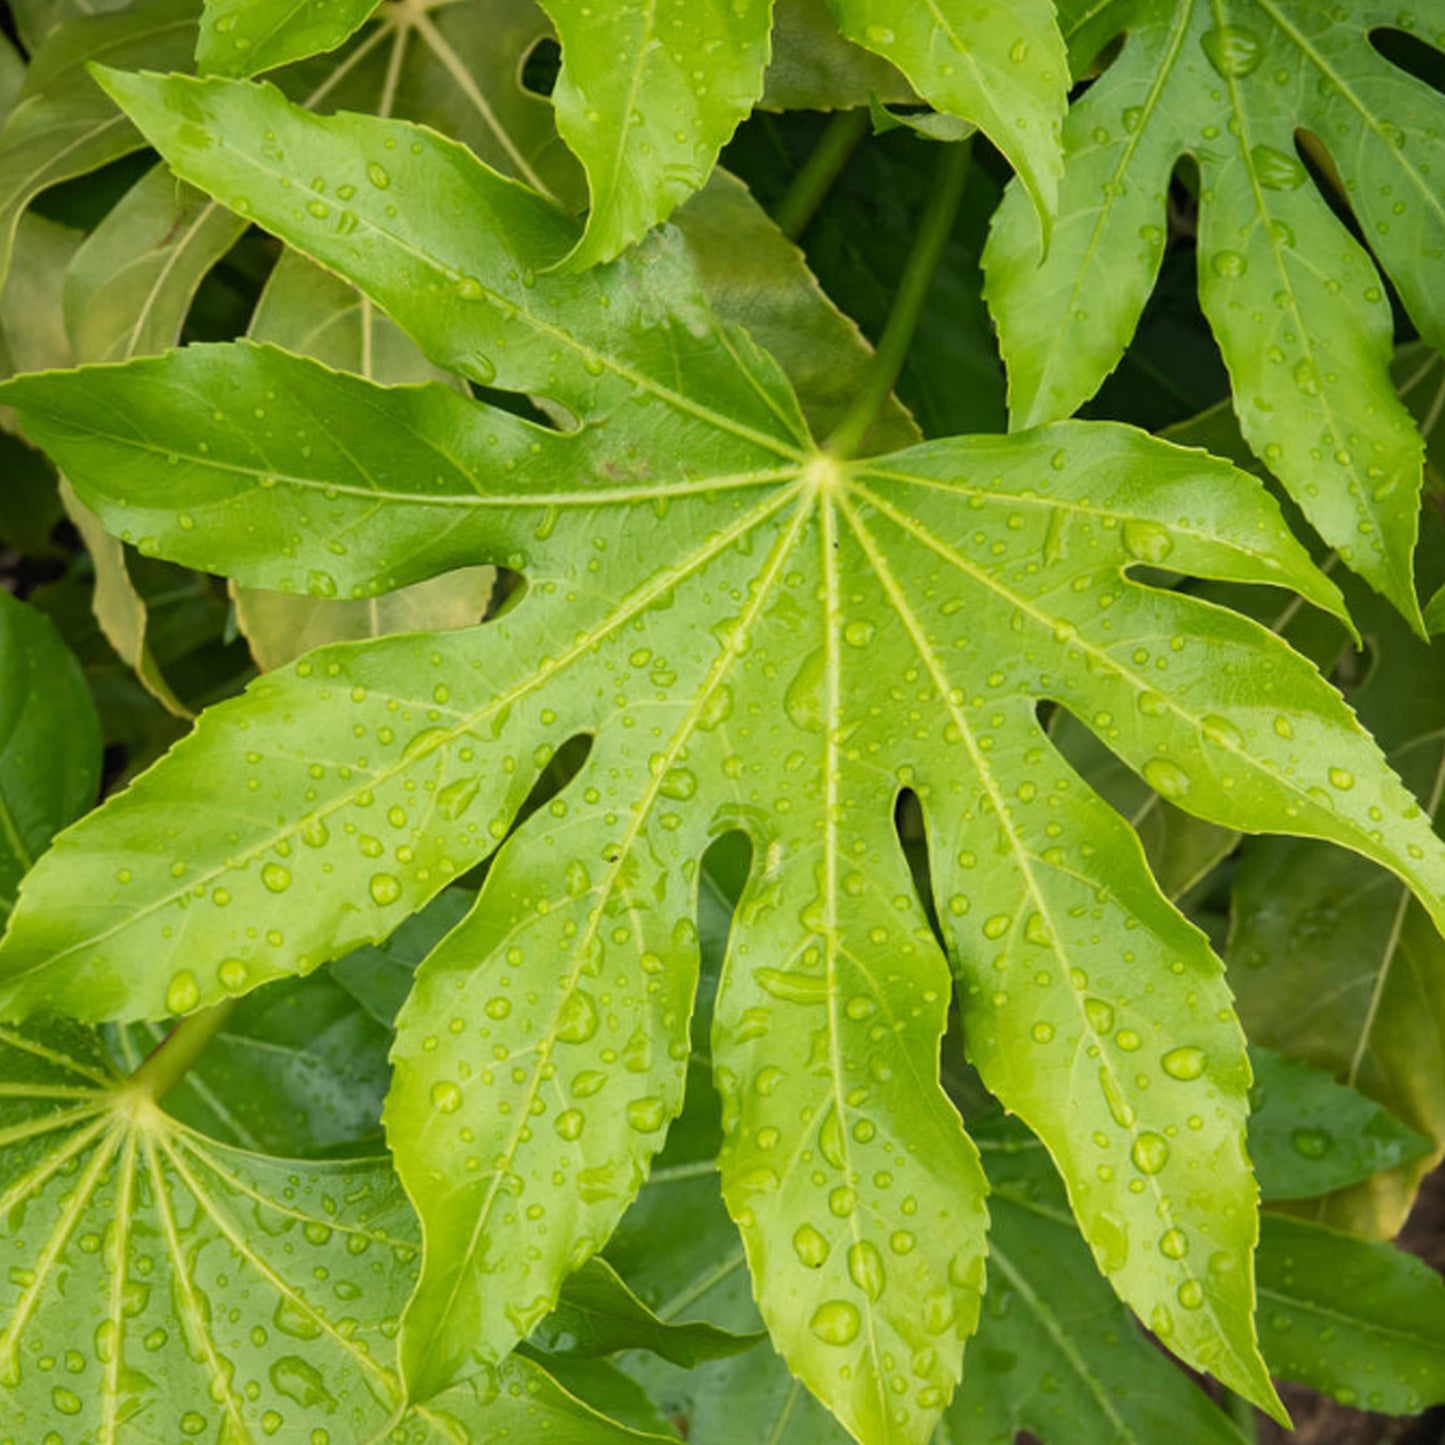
[984,0,1445,619]
[7,66,1445,1443]
[198,0,379,76]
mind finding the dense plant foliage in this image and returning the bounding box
[0,2,1443,1443]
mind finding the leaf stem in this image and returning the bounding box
[128,1000,240,1104]
[772,108,869,242]
[825,139,971,460]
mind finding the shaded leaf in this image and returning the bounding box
[0,589,100,918]
[985,0,1445,619]
[1246,1045,1432,1203]
[533,1257,761,1366]
[0,0,200,294]
[1256,1213,1445,1415]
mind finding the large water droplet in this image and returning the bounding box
[1200,25,1263,76]
[166,971,200,1015]
[1143,757,1191,801]
[261,862,291,893]
[1131,1133,1170,1174]
[430,1080,462,1114]
[1162,1046,1206,1080]
[810,1299,861,1346]
[556,989,600,1044]
[848,1241,886,1301]
[794,1224,829,1268]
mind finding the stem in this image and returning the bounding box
[826,139,971,460]
[128,999,240,1104]
[772,108,869,242]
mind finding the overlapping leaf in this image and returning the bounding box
[984,0,1445,620]
[4,68,1445,1445]
[539,0,1067,267]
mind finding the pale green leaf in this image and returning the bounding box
[1255,1213,1445,1415]
[0,590,100,918]
[1246,1045,1432,1203]
[0,0,199,295]
[12,71,1445,1438]
[538,0,773,270]
[235,249,495,671]
[198,0,380,77]
[0,35,23,123]
[984,0,1445,620]
[825,0,1066,228]
[63,163,248,365]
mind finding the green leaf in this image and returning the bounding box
[534,1257,761,1365]
[12,69,1445,1438]
[235,249,496,671]
[198,0,380,77]
[675,170,919,453]
[539,0,773,270]
[1230,578,1445,1236]
[0,0,200,295]
[0,430,63,557]
[1428,585,1445,636]
[0,1014,684,1441]
[0,589,101,918]
[984,0,1445,621]
[945,1127,1249,1445]
[761,0,912,112]
[0,1017,419,1441]
[105,970,396,1156]
[1245,1045,1432,1203]
[1255,1213,1445,1415]
[824,0,1066,229]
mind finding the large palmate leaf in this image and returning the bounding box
[6,70,1445,1445]
[984,0,1445,621]
[538,0,1067,268]
[0,1015,697,1443]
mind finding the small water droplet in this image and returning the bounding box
[793,1224,829,1268]
[166,971,200,1014]
[430,1080,462,1113]
[1143,757,1191,800]
[1131,1133,1170,1174]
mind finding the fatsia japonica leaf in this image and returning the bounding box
[984,0,1445,622]
[197,0,380,77]
[0,1015,698,1442]
[538,0,1067,269]
[8,69,1445,1445]
[0,1017,419,1442]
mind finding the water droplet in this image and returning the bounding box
[1252,143,1306,189]
[1327,767,1354,791]
[1143,757,1191,801]
[983,913,1012,940]
[166,971,200,1014]
[848,1240,886,1301]
[1200,25,1263,76]
[1291,1127,1332,1159]
[1159,1228,1189,1259]
[366,161,390,188]
[555,1109,584,1140]
[1273,715,1295,739]
[784,648,827,732]
[218,958,248,993]
[843,620,875,647]
[1084,997,1116,1033]
[1162,1046,1206,1080]
[261,862,291,893]
[557,989,600,1043]
[794,1224,829,1268]
[1177,1279,1205,1310]
[1131,1133,1170,1174]
[1210,249,1248,279]
[1293,358,1321,396]
[865,23,895,44]
[1032,1021,1055,1043]
[627,1097,666,1132]
[369,872,401,905]
[755,967,828,1004]
[430,1080,462,1114]
[890,1229,916,1254]
[810,1299,861,1346]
